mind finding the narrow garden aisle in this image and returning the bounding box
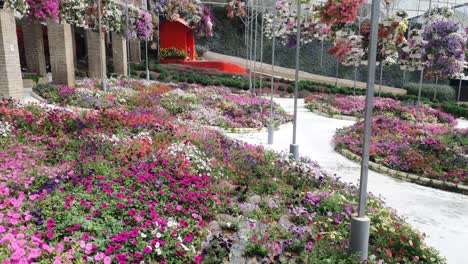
[229,98,468,264]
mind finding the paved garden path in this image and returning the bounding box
[202,51,407,95]
[228,98,468,264]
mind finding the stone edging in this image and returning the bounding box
[308,109,359,121]
[336,147,468,195]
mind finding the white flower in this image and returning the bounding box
[141,233,147,238]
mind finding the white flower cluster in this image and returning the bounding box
[399,29,427,71]
[278,152,326,180]
[0,120,13,137]
[263,0,321,46]
[423,7,454,23]
[60,0,88,28]
[341,35,365,67]
[167,141,213,177]
[4,0,28,17]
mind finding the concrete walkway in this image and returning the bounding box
[202,51,407,95]
[228,98,468,264]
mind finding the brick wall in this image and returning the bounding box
[48,20,75,86]
[0,10,23,99]
[86,29,106,78]
[22,21,47,75]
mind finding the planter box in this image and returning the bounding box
[160,57,188,64]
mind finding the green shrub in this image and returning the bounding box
[160,48,188,59]
[403,82,456,102]
[245,242,269,257]
[287,86,294,93]
[441,102,468,118]
[139,72,147,79]
[278,85,286,91]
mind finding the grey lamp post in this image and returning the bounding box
[289,0,301,160]
[125,0,131,77]
[97,0,107,91]
[144,0,150,81]
[268,4,277,145]
[349,0,380,260]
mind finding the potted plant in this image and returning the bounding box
[160,47,188,63]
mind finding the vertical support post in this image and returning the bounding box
[249,1,254,91]
[111,33,128,76]
[252,0,259,95]
[97,0,106,91]
[48,20,76,87]
[418,68,424,103]
[349,0,381,260]
[378,63,383,97]
[22,20,47,76]
[458,77,463,103]
[259,0,265,106]
[320,39,324,68]
[335,60,339,86]
[268,5,277,145]
[0,10,23,99]
[289,0,301,160]
[125,0,131,77]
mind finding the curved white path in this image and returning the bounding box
[229,98,468,264]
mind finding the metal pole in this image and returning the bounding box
[145,40,149,80]
[144,1,149,81]
[97,0,106,91]
[378,63,383,97]
[253,0,259,95]
[125,0,131,77]
[249,2,254,91]
[458,77,463,103]
[353,67,357,95]
[433,76,438,100]
[350,0,380,260]
[335,60,339,86]
[289,0,301,159]
[418,68,424,103]
[259,0,265,105]
[268,5,277,145]
[320,39,324,68]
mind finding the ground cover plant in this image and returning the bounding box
[305,92,456,125]
[33,78,291,129]
[1,79,445,263]
[132,63,467,119]
[334,115,467,184]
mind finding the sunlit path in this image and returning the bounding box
[229,98,468,264]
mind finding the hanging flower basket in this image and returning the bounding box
[25,0,60,22]
[319,0,366,30]
[226,0,246,18]
[423,20,466,78]
[60,0,87,27]
[2,0,28,16]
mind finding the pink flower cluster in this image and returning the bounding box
[25,0,60,22]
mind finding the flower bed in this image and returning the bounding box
[334,116,467,185]
[0,94,445,263]
[33,78,292,129]
[305,92,456,125]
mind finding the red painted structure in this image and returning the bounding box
[160,19,246,74]
[160,19,196,61]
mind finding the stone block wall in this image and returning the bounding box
[0,10,23,99]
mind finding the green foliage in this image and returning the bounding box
[278,85,286,91]
[160,47,188,59]
[441,102,468,118]
[287,86,294,93]
[404,82,456,102]
[245,242,269,258]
